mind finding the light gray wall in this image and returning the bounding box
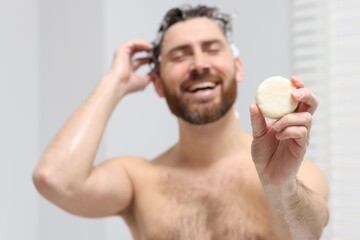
[1,1,290,240]
[37,0,107,239]
[0,0,40,239]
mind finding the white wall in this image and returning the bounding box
[1,1,291,240]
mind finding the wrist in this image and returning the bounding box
[99,73,128,102]
[262,178,299,200]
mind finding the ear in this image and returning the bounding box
[151,73,165,98]
[234,58,244,83]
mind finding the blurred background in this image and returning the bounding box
[1,0,359,239]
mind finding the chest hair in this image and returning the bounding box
[150,168,270,240]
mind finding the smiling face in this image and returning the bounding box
[153,17,243,124]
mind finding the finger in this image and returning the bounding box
[137,74,153,89]
[125,40,153,55]
[275,126,309,148]
[290,75,305,88]
[271,112,313,133]
[250,103,268,138]
[291,88,319,114]
[131,57,152,71]
[290,75,319,114]
[128,73,153,92]
[114,40,153,62]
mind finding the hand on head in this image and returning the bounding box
[107,40,155,95]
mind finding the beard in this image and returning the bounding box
[161,71,237,125]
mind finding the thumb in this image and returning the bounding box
[249,103,268,138]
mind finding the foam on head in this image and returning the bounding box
[151,5,236,73]
[230,43,240,58]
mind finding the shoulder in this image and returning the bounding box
[102,155,152,173]
[297,159,329,201]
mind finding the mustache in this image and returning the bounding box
[188,70,213,81]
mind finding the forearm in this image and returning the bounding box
[33,75,123,197]
[265,179,329,240]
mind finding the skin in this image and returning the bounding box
[33,17,329,240]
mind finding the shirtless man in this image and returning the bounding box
[33,5,329,240]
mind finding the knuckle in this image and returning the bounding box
[300,126,308,136]
[304,112,312,124]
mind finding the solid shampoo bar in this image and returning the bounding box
[256,76,298,119]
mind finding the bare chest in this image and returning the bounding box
[131,167,272,240]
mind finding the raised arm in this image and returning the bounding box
[250,76,329,239]
[33,40,153,217]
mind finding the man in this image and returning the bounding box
[33,5,329,240]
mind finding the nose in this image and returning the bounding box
[190,50,210,76]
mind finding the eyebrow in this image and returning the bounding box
[202,39,224,47]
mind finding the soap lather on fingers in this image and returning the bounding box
[256,76,298,119]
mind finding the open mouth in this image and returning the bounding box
[185,81,219,93]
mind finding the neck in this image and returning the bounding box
[173,108,248,167]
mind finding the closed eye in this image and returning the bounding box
[170,49,191,62]
[206,48,220,54]
[203,41,223,55]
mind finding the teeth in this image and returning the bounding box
[189,82,216,92]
